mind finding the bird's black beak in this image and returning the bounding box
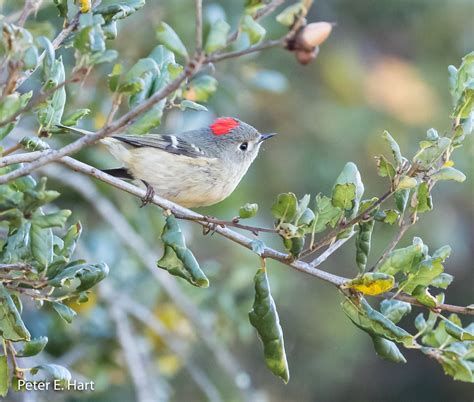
[259,133,276,142]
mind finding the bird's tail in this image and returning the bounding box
[57,124,132,164]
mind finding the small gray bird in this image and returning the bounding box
[60,117,275,207]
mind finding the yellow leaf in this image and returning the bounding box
[78,0,91,13]
[343,272,395,296]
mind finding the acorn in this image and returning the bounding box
[295,46,319,65]
[295,22,333,51]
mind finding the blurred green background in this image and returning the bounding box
[7,0,474,400]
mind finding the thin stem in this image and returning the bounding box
[177,214,277,235]
[195,0,203,53]
[206,38,284,63]
[302,189,394,258]
[48,157,473,316]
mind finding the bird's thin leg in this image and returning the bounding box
[140,181,155,207]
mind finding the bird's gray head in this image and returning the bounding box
[187,117,275,167]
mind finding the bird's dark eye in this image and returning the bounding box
[239,142,248,151]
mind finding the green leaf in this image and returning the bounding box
[249,268,289,383]
[312,194,343,233]
[94,0,145,23]
[413,182,432,213]
[413,137,451,169]
[108,63,123,91]
[371,335,407,363]
[184,75,218,102]
[61,108,90,126]
[19,136,50,151]
[241,15,266,44]
[53,0,68,17]
[450,52,474,121]
[431,167,466,183]
[271,193,298,222]
[276,2,306,26]
[156,22,188,58]
[282,236,305,258]
[157,215,209,287]
[0,284,31,341]
[382,131,403,167]
[427,349,474,383]
[245,0,266,15]
[380,300,412,324]
[355,219,375,272]
[16,336,48,357]
[431,273,454,289]
[341,297,413,347]
[377,240,424,276]
[445,320,474,341]
[119,58,159,95]
[394,189,410,213]
[0,355,8,398]
[205,19,230,53]
[412,286,437,308]
[400,256,445,294]
[30,364,71,383]
[0,93,31,140]
[180,100,208,111]
[239,203,259,219]
[332,162,364,217]
[415,313,427,333]
[332,183,356,210]
[51,302,77,324]
[37,58,66,129]
[343,272,395,296]
[128,101,165,134]
[48,262,109,292]
[376,155,396,179]
[32,210,71,228]
[30,224,53,269]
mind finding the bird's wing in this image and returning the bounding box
[111,134,206,158]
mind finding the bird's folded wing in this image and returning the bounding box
[112,134,206,158]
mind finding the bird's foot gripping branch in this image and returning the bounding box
[0,0,472,396]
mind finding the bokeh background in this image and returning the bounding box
[6,0,474,401]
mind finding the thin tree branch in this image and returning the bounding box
[206,38,284,63]
[195,0,203,53]
[101,284,222,402]
[310,235,353,267]
[109,304,157,402]
[46,157,474,316]
[254,0,286,20]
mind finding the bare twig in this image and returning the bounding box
[195,0,203,53]
[206,38,285,63]
[109,304,157,402]
[17,0,43,27]
[45,157,474,316]
[102,284,222,402]
[178,214,277,235]
[310,235,354,267]
[254,0,286,20]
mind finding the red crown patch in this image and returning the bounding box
[210,117,239,136]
